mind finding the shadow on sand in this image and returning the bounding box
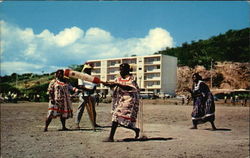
[99,125,112,128]
[117,137,174,142]
[64,125,111,132]
[60,128,103,132]
[204,128,231,131]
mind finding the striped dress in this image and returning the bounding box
[111,75,140,128]
[47,79,78,119]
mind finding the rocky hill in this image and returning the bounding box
[177,62,250,94]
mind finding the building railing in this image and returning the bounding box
[145,85,161,88]
[108,63,121,67]
[144,69,161,73]
[144,77,161,80]
[144,61,161,65]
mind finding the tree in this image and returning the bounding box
[157,27,250,68]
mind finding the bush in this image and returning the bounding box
[0,83,20,94]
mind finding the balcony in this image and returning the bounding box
[92,72,100,75]
[108,62,121,67]
[144,69,161,73]
[107,71,120,75]
[144,77,161,81]
[144,61,161,65]
[145,85,161,89]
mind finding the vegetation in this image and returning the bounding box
[157,27,250,69]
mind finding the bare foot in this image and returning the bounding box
[75,124,80,129]
[94,124,102,128]
[190,126,197,129]
[135,128,140,139]
[211,127,217,131]
[103,137,114,142]
[61,127,69,131]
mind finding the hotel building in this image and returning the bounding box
[88,54,177,95]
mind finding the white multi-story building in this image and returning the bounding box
[88,54,177,95]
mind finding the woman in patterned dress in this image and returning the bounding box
[185,73,217,130]
[102,63,140,142]
[44,69,79,132]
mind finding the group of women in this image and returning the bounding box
[44,63,217,141]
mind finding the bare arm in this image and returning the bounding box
[101,81,133,91]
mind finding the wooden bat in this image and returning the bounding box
[64,69,101,84]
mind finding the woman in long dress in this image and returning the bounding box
[103,63,140,142]
[186,73,217,130]
[44,69,79,132]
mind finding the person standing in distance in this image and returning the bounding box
[185,73,217,130]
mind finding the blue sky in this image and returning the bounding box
[0,1,249,75]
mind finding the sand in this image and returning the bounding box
[1,100,249,158]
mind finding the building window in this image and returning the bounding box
[108,75,116,80]
[93,69,100,73]
[145,57,160,63]
[108,60,121,66]
[123,59,137,64]
[94,62,101,67]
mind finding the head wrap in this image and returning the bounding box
[120,63,132,72]
[192,73,202,81]
[82,62,94,72]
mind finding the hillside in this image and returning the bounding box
[177,62,250,95]
[158,27,250,68]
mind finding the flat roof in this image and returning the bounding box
[87,54,176,62]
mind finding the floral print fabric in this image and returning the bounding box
[47,79,77,119]
[111,75,140,128]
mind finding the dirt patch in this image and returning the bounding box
[1,101,249,158]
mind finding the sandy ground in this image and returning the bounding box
[1,100,249,158]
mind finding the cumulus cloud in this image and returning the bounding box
[0,20,174,75]
[142,28,173,51]
[54,27,84,47]
[85,27,113,43]
[2,62,43,74]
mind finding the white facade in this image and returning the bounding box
[88,54,177,95]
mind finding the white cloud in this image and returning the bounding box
[54,27,84,47]
[1,62,43,75]
[1,20,174,75]
[85,27,113,43]
[142,27,173,51]
[1,61,65,75]
[18,28,35,43]
[37,29,55,44]
[24,44,37,56]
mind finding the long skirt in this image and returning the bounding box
[47,101,73,119]
[192,93,215,124]
[112,94,139,128]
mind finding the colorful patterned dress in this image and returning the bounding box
[47,79,78,119]
[111,75,140,128]
[191,80,215,124]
